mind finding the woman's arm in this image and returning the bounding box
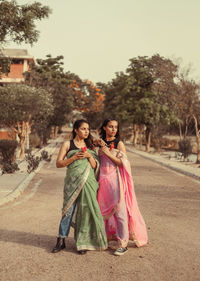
[100,141,126,167]
[56,141,81,168]
[117,141,126,154]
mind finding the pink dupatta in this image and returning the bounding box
[97,149,148,247]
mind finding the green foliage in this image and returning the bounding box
[0,84,54,127]
[24,55,74,127]
[25,149,51,173]
[0,0,51,45]
[0,139,18,163]
[0,139,19,174]
[2,162,19,174]
[103,54,179,137]
[25,150,41,173]
[178,138,192,160]
[0,55,11,74]
[40,150,52,162]
[0,0,51,77]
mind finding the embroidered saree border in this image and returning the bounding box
[62,163,91,216]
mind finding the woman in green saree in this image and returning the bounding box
[52,119,107,254]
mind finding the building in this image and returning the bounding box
[0,127,16,140]
[0,49,34,140]
[0,49,34,84]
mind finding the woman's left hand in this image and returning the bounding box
[100,146,111,156]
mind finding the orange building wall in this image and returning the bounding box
[0,131,16,140]
[2,64,24,79]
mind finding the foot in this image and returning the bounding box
[52,237,66,253]
[78,250,87,255]
[114,247,128,256]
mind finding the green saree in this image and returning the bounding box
[62,149,107,251]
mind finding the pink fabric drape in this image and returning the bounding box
[97,149,148,247]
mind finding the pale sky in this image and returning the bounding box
[7,0,200,83]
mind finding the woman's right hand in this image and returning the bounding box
[72,151,86,161]
[96,139,107,147]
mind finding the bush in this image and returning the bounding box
[25,149,52,173]
[25,150,41,173]
[178,138,192,161]
[2,162,19,174]
[40,150,52,162]
[0,139,18,164]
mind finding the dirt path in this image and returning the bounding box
[0,142,200,281]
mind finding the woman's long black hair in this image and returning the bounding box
[72,119,94,149]
[99,118,120,141]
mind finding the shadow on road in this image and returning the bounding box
[0,229,76,253]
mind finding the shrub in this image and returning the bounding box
[2,162,19,174]
[25,149,52,173]
[40,150,52,162]
[0,139,18,164]
[25,150,41,173]
[178,138,192,161]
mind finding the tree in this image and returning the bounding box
[24,55,74,138]
[0,84,54,158]
[0,0,50,45]
[71,79,105,128]
[175,78,200,163]
[103,56,178,151]
[0,0,51,76]
[127,55,179,150]
[193,111,200,163]
[175,78,196,138]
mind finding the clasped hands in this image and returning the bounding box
[73,150,92,160]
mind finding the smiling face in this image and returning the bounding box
[75,122,90,139]
[103,120,118,138]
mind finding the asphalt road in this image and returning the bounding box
[0,142,200,281]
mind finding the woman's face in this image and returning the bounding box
[75,122,90,139]
[103,120,118,138]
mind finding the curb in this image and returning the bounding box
[0,136,62,207]
[127,147,200,181]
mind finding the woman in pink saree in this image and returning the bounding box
[97,119,148,256]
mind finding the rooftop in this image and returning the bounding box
[0,49,34,60]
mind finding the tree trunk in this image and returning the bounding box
[139,124,146,150]
[179,123,183,139]
[50,126,55,139]
[146,130,151,152]
[16,121,26,159]
[192,114,200,164]
[25,122,31,150]
[133,124,139,147]
[19,134,25,159]
[54,126,59,138]
[196,138,200,164]
[139,131,143,150]
[184,117,189,138]
[42,127,50,145]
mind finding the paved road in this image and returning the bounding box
[0,140,200,281]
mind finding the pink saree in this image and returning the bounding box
[97,149,148,247]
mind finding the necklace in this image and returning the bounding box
[105,138,115,143]
[73,139,86,148]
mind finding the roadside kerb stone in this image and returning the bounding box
[127,146,200,181]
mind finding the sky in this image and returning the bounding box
[6,0,200,83]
